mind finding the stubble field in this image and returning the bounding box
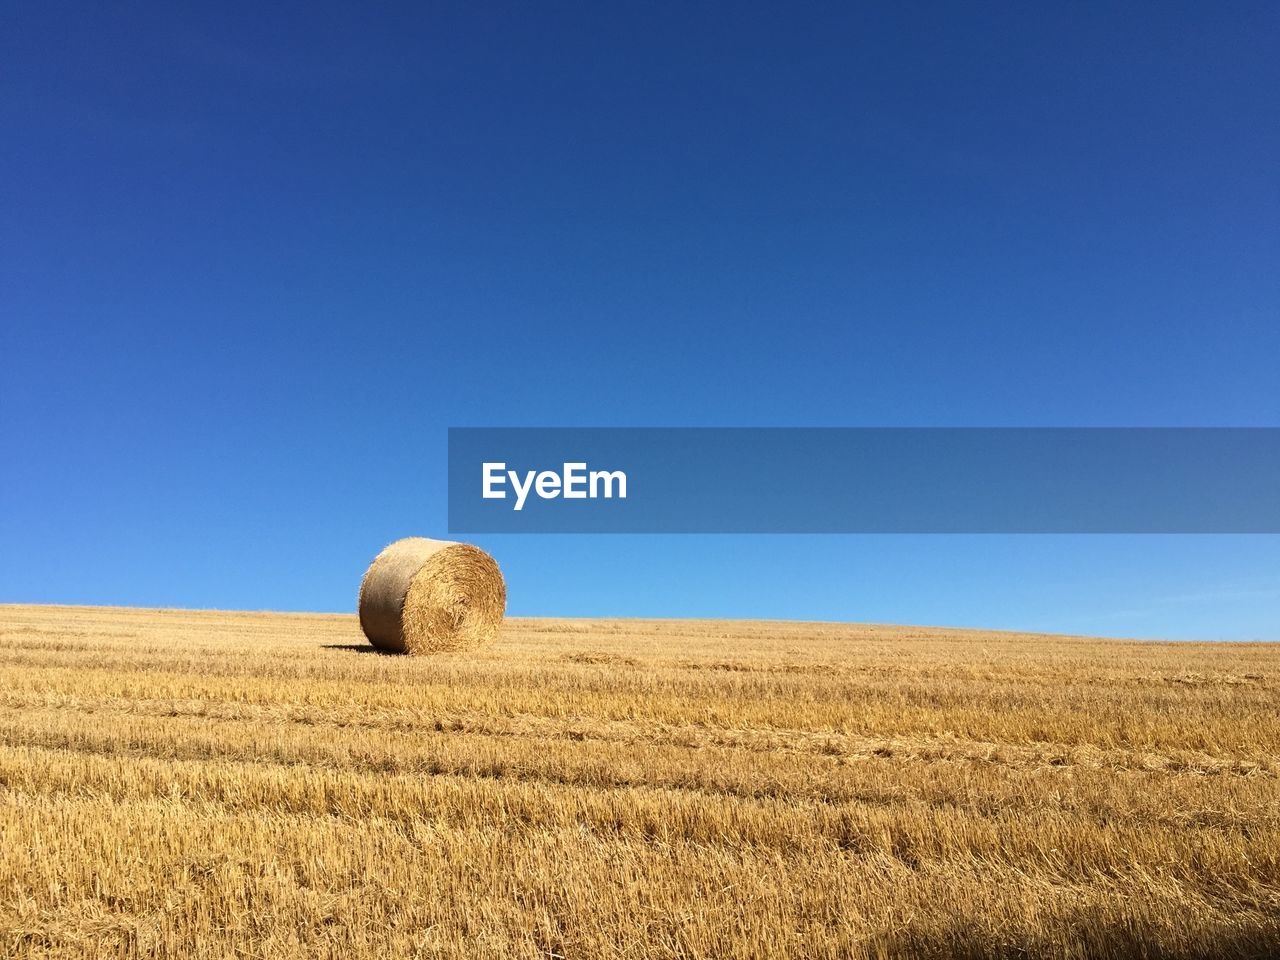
[0,604,1276,959]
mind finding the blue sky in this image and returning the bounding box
[2,2,1277,639]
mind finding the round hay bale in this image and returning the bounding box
[358,538,506,654]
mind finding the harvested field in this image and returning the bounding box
[0,604,1276,959]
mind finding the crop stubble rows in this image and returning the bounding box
[0,604,1276,958]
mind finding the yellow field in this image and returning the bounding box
[0,605,1276,959]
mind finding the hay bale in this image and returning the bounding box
[358,538,506,654]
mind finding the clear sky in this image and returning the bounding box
[2,2,1277,639]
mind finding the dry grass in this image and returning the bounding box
[0,604,1276,959]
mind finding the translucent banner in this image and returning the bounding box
[447,428,1280,533]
